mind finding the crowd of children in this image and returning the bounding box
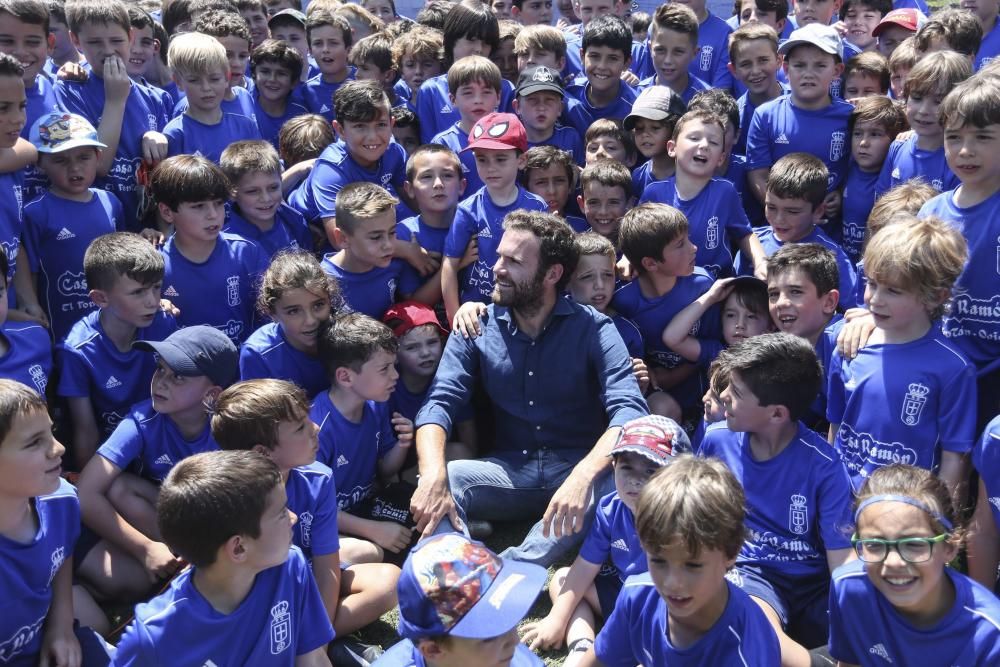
[4,0,1000,665]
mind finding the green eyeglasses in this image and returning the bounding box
[850,533,950,564]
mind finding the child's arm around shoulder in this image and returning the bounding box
[662,277,735,362]
[0,137,37,172]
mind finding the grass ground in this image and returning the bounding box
[357,519,572,666]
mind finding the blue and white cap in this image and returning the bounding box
[397,533,546,640]
[29,111,107,154]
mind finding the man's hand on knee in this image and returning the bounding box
[410,470,463,535]
[541,470,593,539]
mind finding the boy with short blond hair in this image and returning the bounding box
[220,139,312,259]
[513,23,567,74]
[321,182,429,318]
[639,4,710,103]
[159,31,262,162]
[303,7,354,122]
[432,55,504,195]
[112,450,335,665]
[727,22,785,156]
[887,35,918,99]
[640,108,766,279]
[876,51,971,196]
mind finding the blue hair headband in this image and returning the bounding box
[854,494,954,532]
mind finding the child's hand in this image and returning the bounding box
[452,300,487,338]
[143,541,182,582]
[141,133,168,164]
[704,277,737,304]
[404,240,441,276]
[392,412,414,448]
[521,614,567,652]
[458,237,478,271]
[616,254,636,282]
[56,60,88,82]
[370,520,413,553]
[139,227,165,247]
[40,623,81,667]
[836,310,875,360]
[8,304,49,328]
[822,189,842,221]
[102,55,131,104]
[159,298,180,318]
[831,20,848,37]
[632,357,650,394]
[620,70,640,86]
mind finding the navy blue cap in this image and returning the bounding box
[134,326,238,387]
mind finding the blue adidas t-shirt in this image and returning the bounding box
[875,135,958,196]
[96,399,218,483]
[224,202,311,261]
[635,73,711,105]
[527,124,585,166]
[174,85,257,121]
[579,490,646,582]
[0,323,52,397]
[22,189,122,341]
[0,478,80,667]
[594,575,781,667]
[973,415,1000,534]
[563,80,638,136]
[286,462,340,561]
[288,140,407,224]
[829,560,1000,667]
[431,122,483,195]
[698,422,854,580]
[828,327,977,491]
[631,160,666,196]
[57,310,178,437]
[301,73,352,122]
[161,232,267,345]
[735,84,789,155]
[163,112,261,163]
[840,160,880,264]
[320,254,421,318]
[112,547,334,666]
[414,74,514,143]
[639,177,753,278]
[396,215,449,257]
[443,186,548,303]
[746,95,852,191]
[919,188,1000,375]
[240,322,329,400]
[309,391,397,511]
[253,94,309,149]
[54,75,170,231]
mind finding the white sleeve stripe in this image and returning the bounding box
[931,339,971,367]
[143,595,190,624]
[964,606,1000,633]
[727,626,749,667]
[798,437,834,462]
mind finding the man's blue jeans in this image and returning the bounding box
[446,448,615,567]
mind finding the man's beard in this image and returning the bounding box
[491,268,546,315]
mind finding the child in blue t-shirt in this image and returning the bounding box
[876,51,970,196]
[564,16,638,135]
[828,216,976,496]
[57,232,178,466]
[112,450,335,665]
[310,313,416,565]
[830,465,1000,666]
[728,23,786,156]
[320,182,430,318]
[520,147,584,232]
[699,332,854,663]
[640,109,765,279]
[513,64,584,165]
[220,140,312,260]
[0,380,111,667]
[150,155,268,345]
[54,0,171,231]
[158,32,261,163]
[970,415,1000,590]
[577,160,634,250]
[581,455,781,667]
[302,10,354,122]
[612,203,721,419]
[377,532,547,667]
[250,38,310,149]
[522,416,692,665]
[289,80,410,226]
[0,252,51,396]
[969,0,1000,71]
[241,250,339,399]
[625,85,683,194]
[75,326,238,601]
[440,112,547,322]
[431,56,504,196]
[212,379,401,653]
[746,24,852,211]
[841,96,904,263]
[415,1,514,142]
[18,112,122,342]
[636,5,711,103]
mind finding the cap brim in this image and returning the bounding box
[448,558,547,639]
[623,109,670,130]
[872,21,914,36]
[777,38,840,57]
[610,443,671,465]
[36,138,107,153]
[463,139,524,152]
[516,83,564,98]
[132,340,201,377]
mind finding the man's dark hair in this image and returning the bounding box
[502,210,579,290]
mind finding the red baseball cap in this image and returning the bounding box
[873,9,926,37]
[382,300,447,337]
[464,112,528,153]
